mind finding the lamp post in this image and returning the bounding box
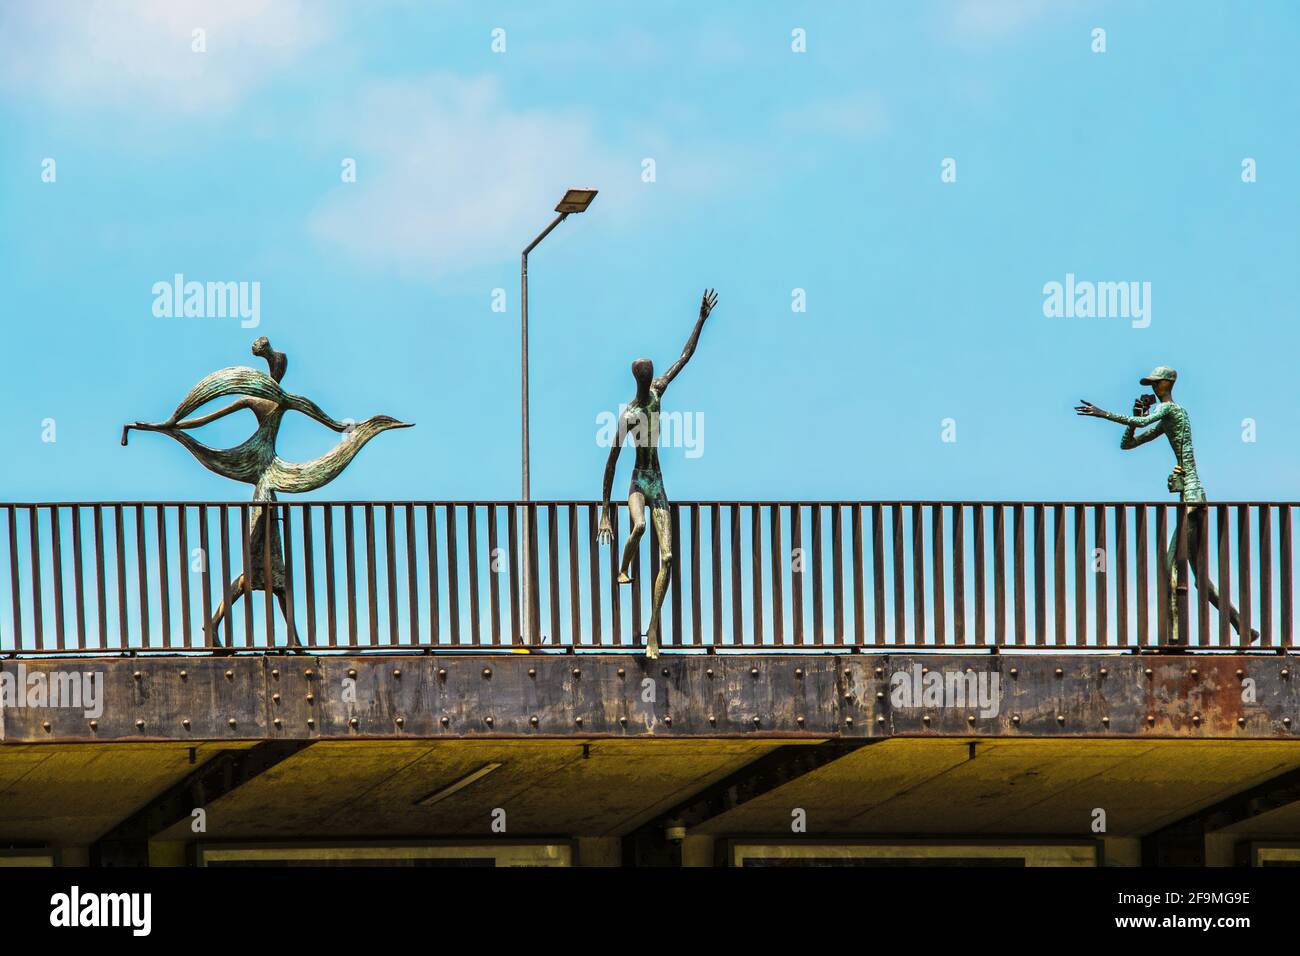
[520,187,597,645]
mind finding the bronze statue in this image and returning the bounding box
[1076,366,1257,643]
[122,337,412,646]
[598,289,718,658]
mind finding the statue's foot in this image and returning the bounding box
[1248,627,1261,645]
[617,572,633,585]
[644,642,659,660]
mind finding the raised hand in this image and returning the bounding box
[1074,400,1108,418]
[699,288,718,322]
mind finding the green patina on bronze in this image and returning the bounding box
[599,289,717,658]
[122,337,412,645]
[1075,366,1256,642]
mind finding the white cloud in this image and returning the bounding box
[308,75,723,280]
[944,0,1059,41]
[0,0,329,113]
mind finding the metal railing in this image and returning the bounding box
[1,502,1294,654]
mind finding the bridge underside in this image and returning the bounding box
[4,653,1300,866]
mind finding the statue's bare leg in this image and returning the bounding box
[206,573,247,648]
[619,492,647,584]
[1168,509,1260,643]
[645,507,672,659]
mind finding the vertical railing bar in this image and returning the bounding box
[547,503,560,647]
[1179,504,1192,646]
[527,504,540,645]
[468,505,482,647]
[830,503,842,644]
[811,505,823,645]
[871,503,885,645]
[1155,506,1168,646]
[954,505,966,646]
[51,506,66,650]
[1052,504,1065,646]
[1237,504,1252,646]
[689,504,701,645]
[488,506,502,645]
[8,507,22,650]
[239,504,254,648]
[587,505,601,646]
[1193,505,1208,646]
[1259,506,1273,647]
[1114,506,1127,647]
[931,503,945,646]
[570,505,582,647]
[790,505,803,645]
[1093,505,1107,647]
[94,505,107,648]
[198,507,213,648]
[1013,504,1026,646]
[428,505,440,645]
[1033,504,1046,646]
[911,504,924,646]
[608,505,621,646]
[177,505,191,649]
[992,505,1005,644]
[218,506,233,648]
[1217,504,1231,647]
[73,505,87,649]
[304,504,317,648]
[771,504,785,646]
[364,504,378,646]
[892,504,905,645]
[446,505,460,645]
[711,504,722,646]
[30,506,44,649]
[1280,505,1293,648]
[324,505,338,646]
[851,504,864,646]
[385,503,399,646]
[1136,506,1150,644]
[671,505,682,648]
[153,504,168,648]
[971,504,984,645]
[262,502,276,649]
[751,505,763,647]
[115,505,129,648]
[344,505,357,647]
[281,504,296,647]
[135,504,150,648]
[730,503,743,646]
[631,507,643,646]
[506,505,519,644]
[1073,504,1086,646]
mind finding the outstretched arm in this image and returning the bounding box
[121,397,257,445]
[653,288,717,393]
[1075,398,1170,450]
[597,426,625,544]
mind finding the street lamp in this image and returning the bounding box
[520,187,597,645]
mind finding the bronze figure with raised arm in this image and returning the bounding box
[1076,365,1257,644]
[597,289,717,658]
[123,337,412,648]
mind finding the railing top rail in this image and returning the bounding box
[4,500,1300,508]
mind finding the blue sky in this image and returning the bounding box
[2,0,1298,506]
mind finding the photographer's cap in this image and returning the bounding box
[1139,365,1177,385]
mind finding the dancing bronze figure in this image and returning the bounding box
[1076,365,1257,644]
[122,337,412,647]
[598,289,717,658]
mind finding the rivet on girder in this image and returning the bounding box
[89,720,98,731]
[438,668,448,679]
[751,667,759,678]
[228,718,236,728]
[482,667,492,679]
[304,669,314,678]
[876,715,885,725]
[1009,668,1018,678]
[392,668,401,679]
[306,693,315,704]
[706,668,714,678]
[795,668,804,678]
[1145,668,1153,677]
[271,668,280,679]
[1099,667,1108,677]
[617,668,626,678]
[620,716,628,726]
[1147,715,1156,725]
[42,721,50,732]
[665,715,673,726]
[1284,669,1292,679]
[346,717,357,729]
[875,667,884,677]
[307,718,315,728]
[485,716,494,727]
[845,716,854,726]
[225,670,234,680]
[181,719,190,730]
[573,668,581,679]
[395,716,404,728]
[1236,669,1245,679]
[1237,717,1246,727]
[752,716,761,727]
[708,715,717,726]
[1193,714,1202,726]
[797,715,805,725]
[133,671,142,680]
[661,668,669,678]
[921,666,929,675]
[1011,715,1021,725]
[273,717,282,728]
[1190,668,1199,678]
[876,691,885,700]
[272,693,281,704]
[530,716,539,727]
[1285,717,1293,729]
[527,667,536,678]
[575,716,583,727]
[967,715,976,725]
[135,719,145,730]
[1055,668,1063,678]
[179,670,188,680]
[348,668,357,678]
[964,666,972,674]
[1056,715,1065,725]
[440,715,450,727]
[1101,716,1110,727]
[844,692,854,701]
[922,715,931,725]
